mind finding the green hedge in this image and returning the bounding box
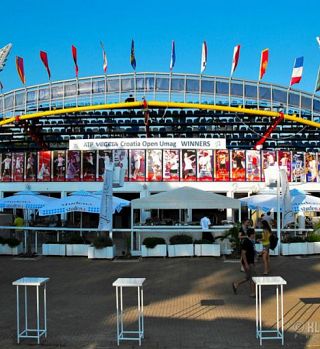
[143,237,166,249]
[92,236,113,249]
[169,234,193,245]
[194,239,214,244]
[306,233,320,242]
[1,237,21,247]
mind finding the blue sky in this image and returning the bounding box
[0,0,319,93]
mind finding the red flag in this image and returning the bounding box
[230,44,240,77]
[259,48,269,80]
[100,41,108,73]
[40,51,51,80]
[72,45,79,77]
[16,56,26,84]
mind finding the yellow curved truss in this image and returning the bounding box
[1,101,320,129]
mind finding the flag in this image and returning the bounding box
[290,56,304,86]
[315,66,320,92]
[130,40,136,70]
[0,81,3,91]
[259,48,269,80]
[200,41,207,74]
[16,56,26,84]
[170,40,175,71]
[100,41,108,73]
[98,163,113,231]
[72,45,79,78]
[280,169,294,227]
[316,36,320,47]
[230,44,240,77]
[40,51,51,80]
[0,43,12,72]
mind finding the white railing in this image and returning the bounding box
[1,72,319,120]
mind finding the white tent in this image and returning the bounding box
[131,187,241,210]
[130,187,241,254]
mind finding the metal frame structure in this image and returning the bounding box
[1,72,319,120]
[12,277,49,344]
[112,278,145,346]
[253,276,287,346]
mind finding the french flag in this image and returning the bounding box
[290,56,304,86]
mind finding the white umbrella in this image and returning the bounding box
[0,191,58,209]
[38,190,130,216]
[240,189,320,213]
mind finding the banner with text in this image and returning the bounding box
[69,138,226,151]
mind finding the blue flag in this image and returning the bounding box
[170,40,175,71]
[130,40,136,70]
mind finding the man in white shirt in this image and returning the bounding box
[200,216,211,230]
[200,216,214,241]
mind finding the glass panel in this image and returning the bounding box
[78,81,92,95]
[259,86,271,100]
[172,78,185,92]
[314,98,320,112]
[301,95,311,110]
[4,95,14,109]
[145,77,154,91]
[272,88,287,103]
[201,80,214,93]
[65,83,77,97]
[93,80,105,93]
[121,78,134,91]
[186,79,199,93]
[136,77,144,91]
[230,83,243,97]
[245,84,257,98]
[216,81,229,95]
[107,79,119,92]
[51,85,64,98]
[156,77,169,91]
[15,92,25,107]
[289,92,300,107]
[27,91,36,103]
[39,88,49,101]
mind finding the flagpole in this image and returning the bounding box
[277,164,281,254]
[104,72,107,104]
[199,73,202,104]
[169,70,172,102]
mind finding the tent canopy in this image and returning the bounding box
[131,187,241,210]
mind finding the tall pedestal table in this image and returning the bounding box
[112,278,145,346]
[12,277,49,344]
[252,276,287,346]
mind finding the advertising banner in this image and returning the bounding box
[69,138,226,151]
[146,149,162,182]
[25,152,37,181]
[37,151,51,182]
[98,150,113,181]
[246,150,261,182]
[1,152,12,182]
[215,150,230,181]
[113,149,128,182]
[12,152,24,182]
[262,150,277,180]
[231,150,246,182]
[278,150,291,181]
[181,150,197,182]
[52,150,66,181]
[82,150,97,181]
[66,151,81,181]
[305,152,317,182]
[197,149,213,182]
[129,149,145,182]
[291,151,305,182]
[163,149,180,181]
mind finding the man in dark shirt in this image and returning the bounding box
[232,228,256,297]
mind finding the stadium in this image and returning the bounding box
[1,71,320,234]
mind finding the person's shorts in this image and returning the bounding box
[245,264,256,281]
[262,245,270,252]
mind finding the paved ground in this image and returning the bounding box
[0,254,320,349]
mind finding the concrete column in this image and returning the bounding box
[297,211,305,229]
[226,191,234,222]
[0,191,3,212]
[140,185,150,223]
[61,191,67,224]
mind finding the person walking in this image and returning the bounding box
[260,220,272,275]
[232,228,256,297]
